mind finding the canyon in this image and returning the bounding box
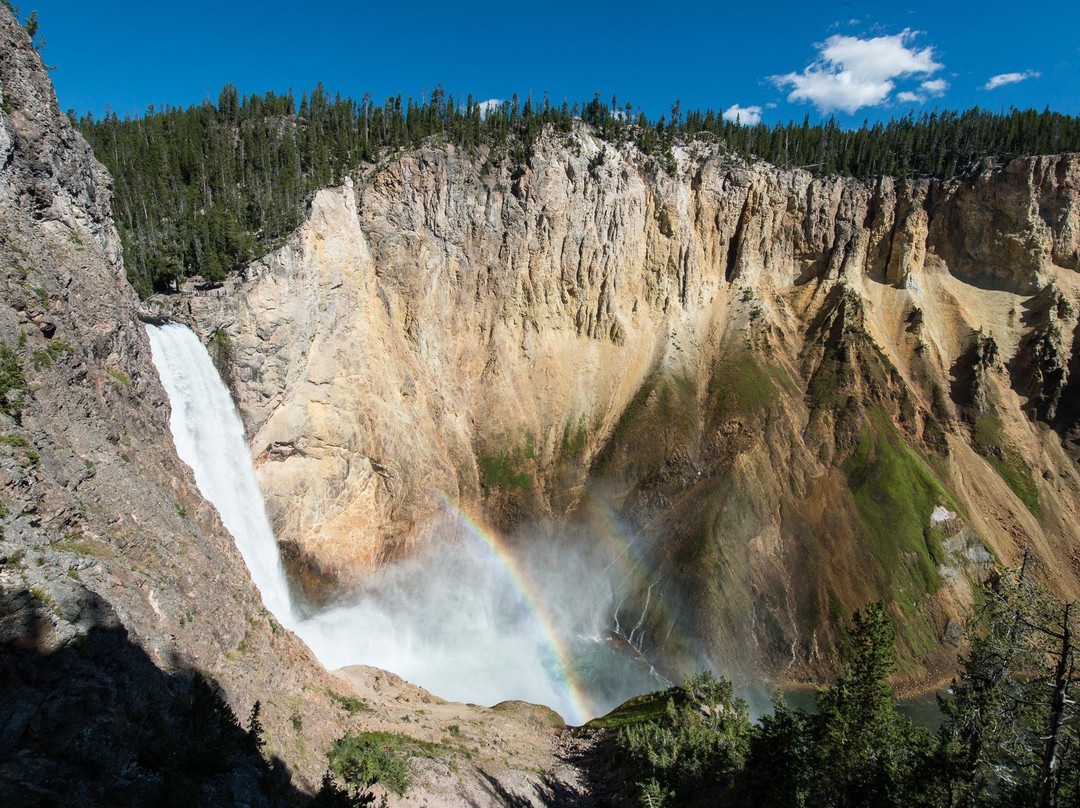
[169,120,1080,690]
[4,4,1080,803]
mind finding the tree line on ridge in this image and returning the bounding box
[75,84,1080,297]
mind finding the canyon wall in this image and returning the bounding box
[177,128,1080,685]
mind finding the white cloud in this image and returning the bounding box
[983,70,1041,90]
[771,28,943,114]
[477,98,504,119]
[920,78,949,96]
[722,104,763,125]
[896,79,947,105]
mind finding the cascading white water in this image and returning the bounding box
[146,322,666,723]
[145,323,295,626]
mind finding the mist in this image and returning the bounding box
[298,516,670,724]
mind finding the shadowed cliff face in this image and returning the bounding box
[0,586,301,806]
[174,129,1080,686]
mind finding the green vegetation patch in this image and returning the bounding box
[81,76,1080,299]
[30,338,72,370]
[0,341,27,419]
[616,374,659,432]
[973,414,1040,516]
[211,328,232,371]
[478,431,535,490]
[709,353,790,417]
[0,433,36,466]
[325,689,372,715]
[609,370,698,450]
[845,408,952,588]
[321,730,444,803]
[616,672,752,805]
[807,364,847,410]
[601,370,701,458]
[53,540,91,555]
[657,372,699,437]
[108,367,131,387]
[559,416,588,462]
[985,453,1040,516]
[843,408,960,654]
[30,286,50,311]
[586,688,679,731]
[973,413,1004,448]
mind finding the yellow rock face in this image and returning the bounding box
[181,133,1080,680]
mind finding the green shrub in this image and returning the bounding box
[30,338,72,370]
[323,731,414,803]
[108,367,131,387]
[326,689,371,715]
[212,328,231,368]
[30,286,50,311]
[617,671,752,806]
[0,342,27,418]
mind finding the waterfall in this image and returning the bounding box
[145,323,296,626]
[145,322,667,724]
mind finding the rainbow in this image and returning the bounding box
[436,493,594,725]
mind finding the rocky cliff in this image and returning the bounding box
[174,127,1080,686]
[0,12,363,802]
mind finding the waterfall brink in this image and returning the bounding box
[145,323,296,626]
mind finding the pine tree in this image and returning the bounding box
[812,602,934,808]
[939,556,1079,807]
[78,83,1080,297]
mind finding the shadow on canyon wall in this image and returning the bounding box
[0,583,308,807]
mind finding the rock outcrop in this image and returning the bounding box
[174,128,1080,686]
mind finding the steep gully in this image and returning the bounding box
[147,322,666,723]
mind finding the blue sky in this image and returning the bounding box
[23,0,1080,127]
